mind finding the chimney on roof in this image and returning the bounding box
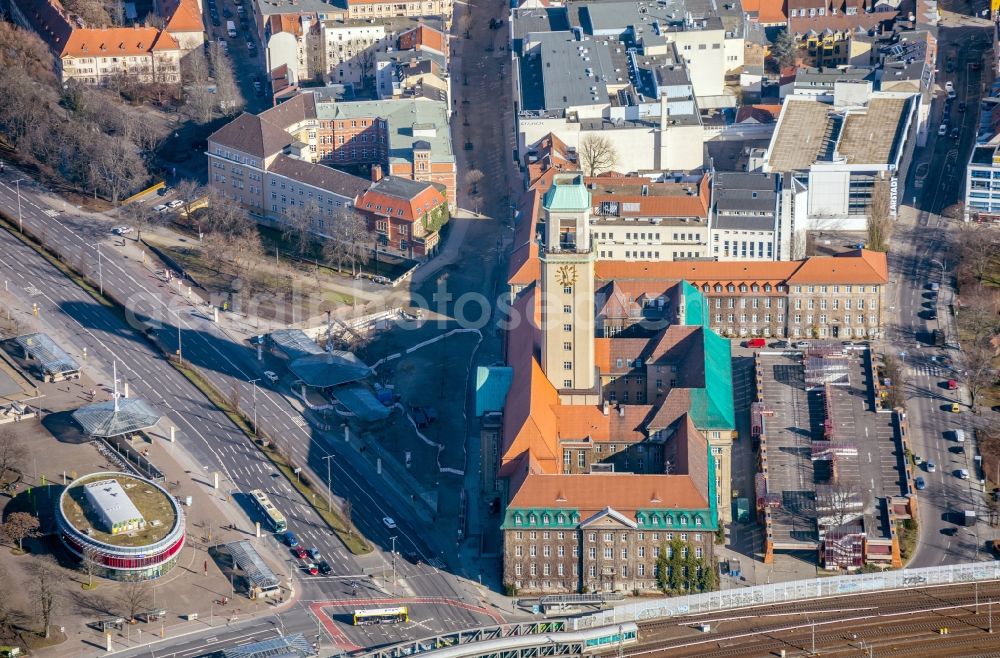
[618,405,625,417]
[602,400,609,415]
[371,165,383,182]
[659,92,668,131]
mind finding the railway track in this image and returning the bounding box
[609,581,1000,658]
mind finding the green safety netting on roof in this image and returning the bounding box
[689,328,735,431]
[475,366,513,417]
[680,280,710,330]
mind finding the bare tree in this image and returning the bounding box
[182,49,214,124]
[866,177,892,252]
[209,44,244,116]
[964,341,998,412]
[93,134,146,205]
[2,511,39,552]
[465,169,484,195]
[282,202,318,257]
[205,189,253,239]
[957,287,1000,346]
[81,544,102,588]
[325,206,372,276]
[174,179,203,222]
[122,202,155,242]
[577,134,618,177]
[358,49,376,85]
[882,353,907,410]
[118,579,151,622]
[957,223,1000,284]
[30,563,58,638]
[60,0,113,26]
[0,429,25,482]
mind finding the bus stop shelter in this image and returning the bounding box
[9,333,80,382]
[224,540,281,598]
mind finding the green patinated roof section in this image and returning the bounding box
[681,280,710,329]
[542,176,590,211]
[501,508,581,530]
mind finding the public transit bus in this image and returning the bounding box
[352,607,409,626]
[249,489,287,532]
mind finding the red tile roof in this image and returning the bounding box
[397,23,447,56]
[742,0,788,23]
[163,0,203,33]
[507,470,709,517]
[357,180,447,223]
[735,104,783,124]
[61,26,179,58]
[551,404,651,442]
[594,251,888,288]
[587,173,710,219]
[508,189,542,287]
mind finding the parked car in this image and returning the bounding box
[318,560,332,574]
[284,531,299,547]
[167,199,184,209]
[305,563,319,576]
[153,204,169,213]
[770,341,789,348]
[958,101,967,112]
[951,402,962,413]
[947,379,959,390]
[930,282,940,292]
[926,461,937,472]
[307,548,322,561]
[111,226,132,235]
[293,546,308,559]
[957,469,970,480]
[744,338,766,349]
[950,127,960,139]
[938,124,948,136]
[915,476,926,490]
[794,341,811,349]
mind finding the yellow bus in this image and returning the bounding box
[352,607,408,626]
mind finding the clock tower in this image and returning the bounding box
[539,173,597,400]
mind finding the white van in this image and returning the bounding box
[227,20,237,38]
[954,428,966,443]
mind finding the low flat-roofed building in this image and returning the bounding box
[84,478,147,535]
[762,90,917,232]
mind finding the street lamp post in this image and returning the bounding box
[390,535,397,597]
[171,309,183,364]
[13,179,26,234]
[249,378,260,434]
[322,454,335,512]
[87,241,104,296]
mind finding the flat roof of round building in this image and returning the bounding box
[60,473,178,547]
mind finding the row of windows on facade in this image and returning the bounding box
[720,241,773,258]
[213,149,260,168]
[513,563,702,583]
[317,133,386,145]
[701,283,879,295]
[270,190,346,207]
[513,543,705,561]
[789,5,858,16]
[350,1,448,12]
[512,530,704,543]
[594,231,705,242]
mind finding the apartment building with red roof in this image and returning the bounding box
[356,171,449,259]
[10,0,201,84]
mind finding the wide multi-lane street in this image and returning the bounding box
[892,13,996,566]
[0,169,493,650]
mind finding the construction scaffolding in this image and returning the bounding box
[804,350,850,390]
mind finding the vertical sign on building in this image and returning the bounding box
[888,176,899,218]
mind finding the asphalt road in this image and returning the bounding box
[0,173,492,650]
[891,16,994,567]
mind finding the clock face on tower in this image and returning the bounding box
[556,264,578,287]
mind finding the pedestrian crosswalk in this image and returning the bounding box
[906,365,946,378]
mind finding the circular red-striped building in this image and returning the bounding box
[57,472,185,581]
